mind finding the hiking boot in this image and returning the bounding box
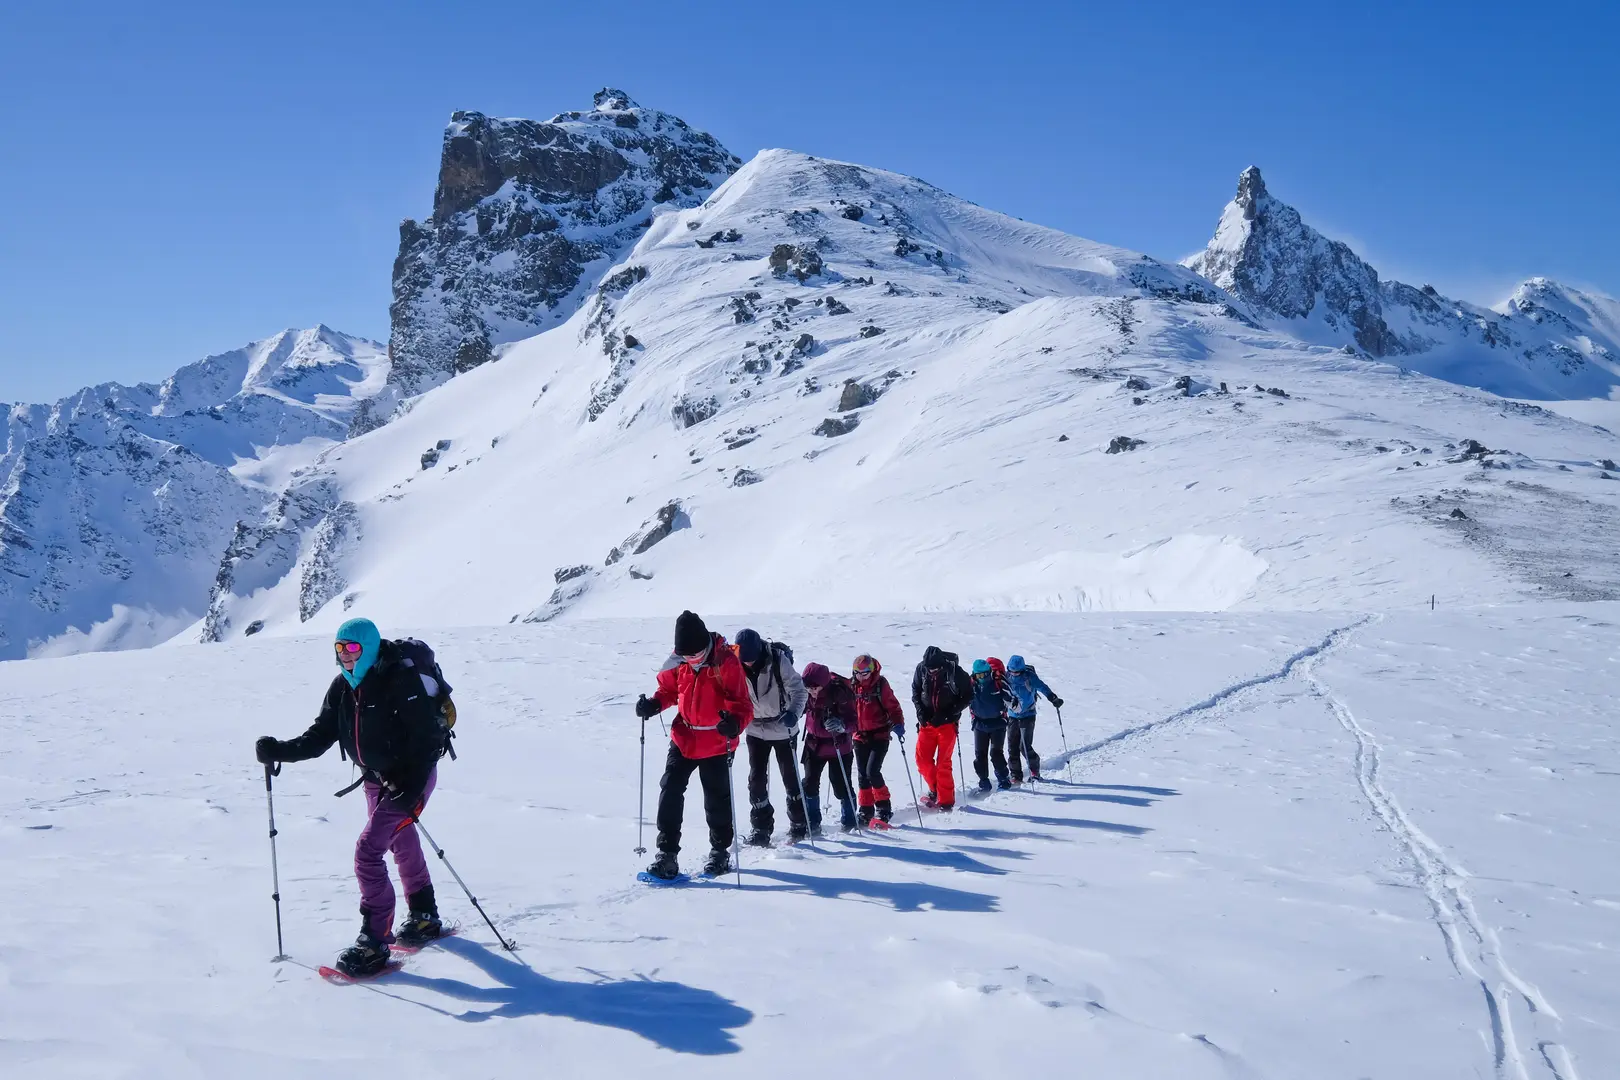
[997,779,1013,791]
[877,799,893,823]
[395,887,441,947]
[645,851,681,880]
[978,778,993,793]
[702,848,732,877]
[920,791,938,809]
[744,827,773,848]
[335,930,391,978]
[858,805,875,826]
[787,823,809,843]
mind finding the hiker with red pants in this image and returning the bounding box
[911,646,972,811]
[850,654,905,826]
[254,617,451,978]
[799,663,860,833]
[635,611,754,880]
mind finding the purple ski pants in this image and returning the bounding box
[356,767,436,940]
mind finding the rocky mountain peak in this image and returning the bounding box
[1234,165,1267,214]
[360,91,741,434]
[592,87,638,111]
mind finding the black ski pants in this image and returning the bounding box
[1006,717,1039,779]
[655,742,734,856]
[854,736,891,793]
[746,734,806,835]
[801,751,857,827]
[974,725,1010,786]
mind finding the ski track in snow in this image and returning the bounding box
[1048,615,1372,776]
[1303,621,1576,1080]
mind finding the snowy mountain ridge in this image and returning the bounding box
[195,146,1620,644]
[1185,166,1620,399]
[0,327,383,658]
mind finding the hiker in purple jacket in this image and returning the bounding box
[799,663,859,833]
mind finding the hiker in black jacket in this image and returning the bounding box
[910,646,971,811]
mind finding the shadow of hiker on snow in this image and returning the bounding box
[816,838,1008,875]
[1036,779,1181,797]
[955,804,1151,836]
[742,867,1000,913]
[388,935,752,1055]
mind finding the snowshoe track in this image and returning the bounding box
[1303,621,1574,1080]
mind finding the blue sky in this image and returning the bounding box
[1,0,1614,402]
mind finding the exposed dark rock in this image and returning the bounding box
[554,563,592,585]
[672,395,720,428]
[825,297,852,316]
[605,500,689,565]
[859,325,884,338]
[815,415,860,437]
[1450,508,1469,520]
[244,620,265,636]
[732,468,763,487]
[373,92,740,433]
[769,244,824,282]
[1263,386,1289,398]
[800,377,821,395]
[1600,458,1617,470]
[628,566,654,580]
[1057,434,1069,442]
[599,265,650,294]
[840,204,864,221]
[621,332,640,349]
[1106,436,1145,454]
[838,381,876,411]
[299,502,359,621]
[436,439,452,450]
[421,447,441,469]
[792,333,816,356]
[1124,376,1150,391]
[1174,375,1193,396]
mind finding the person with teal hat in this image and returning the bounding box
[967,658,1014,792]
[254,617,452,977]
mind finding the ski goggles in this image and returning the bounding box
[680,648,709,666]
[334,640,364,657]
[852,656,877,679]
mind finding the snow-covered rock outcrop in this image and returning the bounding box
[0,328,384,658]
[359,89,741,432]
[1185,167,1620,399]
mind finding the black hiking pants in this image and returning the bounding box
[745,734,806,836]
[1006,717,1039,779]
[655,743,734,856]
[854,736,891,793]
[801,751,857,828]
[974,726,1010,786]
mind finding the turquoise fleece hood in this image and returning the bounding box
[335,618,381,688]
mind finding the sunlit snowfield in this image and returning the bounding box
[2,608,1615,1078]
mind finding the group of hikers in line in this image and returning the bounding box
[632,611,1063,882]
[251,610,1063,976]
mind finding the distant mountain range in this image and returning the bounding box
[3,92,1616,658]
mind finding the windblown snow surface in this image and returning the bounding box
[2,609,1616,1078]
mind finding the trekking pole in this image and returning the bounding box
[787,729,816,850]
[264,764,288,962]
[895,729,926,828]
[1055,705,1069,754]
[634,711,648,855]
[956,725,967,795]
[410,814,517,952]
[833,745,864,836]
[725,748,742,889]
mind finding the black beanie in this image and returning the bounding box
[674,610,710,656]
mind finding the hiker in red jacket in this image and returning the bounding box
[850,654,905,825]
[635,611,754,880]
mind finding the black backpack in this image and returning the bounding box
[394,638,458,760]
[924,662,969,717]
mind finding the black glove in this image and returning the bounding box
[892,721,906,738]
[635,694,660,718]
[383,775,425,812]
[1051,696,1064,709]
[825,715,846,735]
[716,710,741,738]
[782,710,800,731]
[255,736,281,765]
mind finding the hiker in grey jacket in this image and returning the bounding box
[734,627,810,845]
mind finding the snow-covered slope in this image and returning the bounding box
[362,89,741,432]
[0,328,384,658]
[1185,167,1620,399]
[4,608,1616,1077]
[197,149,1620,643]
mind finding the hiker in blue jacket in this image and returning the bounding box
[968,659,1015,792]
[1005,655,1063,782]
